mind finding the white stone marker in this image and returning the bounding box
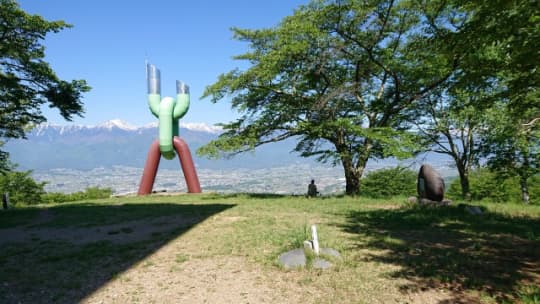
[311,225,320,255]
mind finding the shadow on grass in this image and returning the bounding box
[339,205,540,303]
[0,202,234,304]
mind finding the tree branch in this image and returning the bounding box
[375,0,395,43]
[407,57,459,104]
[522,117,540,129]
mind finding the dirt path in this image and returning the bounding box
[82,255,302,304]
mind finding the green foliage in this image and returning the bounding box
[479,102,539,203]
[449,0,540,119]
[83,187,112,199]
[199,0,460,195]
[0,143,11,173]
[41,187,112,204]
[360,167,417,198]
[441,0,540,203]
[199,0,539,197]
[411,0,540,199]
[0,0,90,168]
[0,170,45,205]
[447,168,540,204]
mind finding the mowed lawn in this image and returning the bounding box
[0,193,539,303]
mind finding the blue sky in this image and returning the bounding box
[18,0,308,127]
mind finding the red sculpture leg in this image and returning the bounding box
[173,136,202,193]
[138,140,161,195]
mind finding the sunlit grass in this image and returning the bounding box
[1,193,539,303]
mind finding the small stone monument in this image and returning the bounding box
[417,164,445,202]
[311,225,320,255]
[278,225,341,270]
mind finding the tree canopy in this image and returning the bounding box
[199,0,538,197]
[0,0,90,171]
[199,0,462,195]
[426,0,540,201]
[449,0,539,122]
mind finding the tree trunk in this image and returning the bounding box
[456,163,471,200]
[519,147,531,204]
[341,151,371,196]
[342,157,361,196]
[519,175,530,204]
[460,175,470,200]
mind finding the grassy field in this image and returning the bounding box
[0,193,539,303]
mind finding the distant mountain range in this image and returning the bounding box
[4,119,457,177]
[4,119,312,171]
[3,119,460,194]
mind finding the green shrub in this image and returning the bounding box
[447,168,539,204]
[360,166,417,198]
[41,187,112,204]
[40,192,70,204]
[0,170,46,205]
[84,187,113,199]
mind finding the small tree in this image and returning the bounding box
[0,170,45,205]
[414,85,496,199]
[0,0,90,171]
[481,104,539,204]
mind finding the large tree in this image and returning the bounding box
[199,0,460,195]
[424,0,539,201]
[0,0,90,172]
[459,0,539,203]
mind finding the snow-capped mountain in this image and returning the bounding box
[4,119,302,170]
[138,121,222,134]
[100,119,138,131]
[25,119,223,144]
[180,122,222,134]
[5,119,456,175]
[33,119,221,135]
